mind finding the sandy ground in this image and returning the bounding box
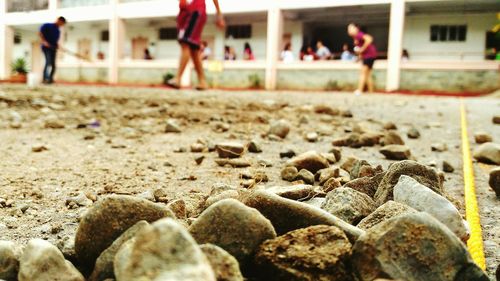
[0,84,498,278]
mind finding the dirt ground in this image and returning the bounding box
[0,84,498,278]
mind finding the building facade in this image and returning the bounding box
[0,0,499,92]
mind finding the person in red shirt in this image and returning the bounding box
[167,0,225,90]
[348,23,378,95]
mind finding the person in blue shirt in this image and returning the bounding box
[39,17,66,84]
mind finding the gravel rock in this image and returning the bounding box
[167,199,187,219]
[305,132,319,142]
[383,122,397,130]
[247,140,262,153]
[75,195,175,268]
[88,221,149,281]
[443,160,455,173]
[114,218,215,281]
[281,166,299,182]
[344,172,386,198]
[314,105,340,116]
[329,147,342,162]
[216,142,245,158]
[374,160,443,205]
[200,244,244,281]
[380,131,405,146]
[473,142,500,165]
[279,149,296,158]
[357,201,417,230]
[215,158,251,168]
[474,132,493,144]
[189,199,277,269]
[269,119,291,139]
[318,167,340,186]
[0,241,20,281]
[332,133,381,148]
[407,127,420,139]
[18,239,84,281]
[493,116,500,124]
[322,177,342,193]
[66,192,93,207]
[205,190,241,208]
[295,169,315,185]
[431,143,448,152]
[287,151,330,174]
[265,185,319,201]
[31,144,48,152]
[379,145,412,160]
[489,167,500,198]
[321,187,377,225]
[394,175,469,241]
[240,191,364,243]
[255,225,353,281]
[351,212,487,281]
[191,142,207,153]
[165,119,182,133]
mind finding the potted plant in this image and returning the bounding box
[11,57,29,83]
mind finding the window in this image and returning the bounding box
[226,25,252,39]
[430,25,467,42]
[101,30,109,42]
[159,28,177,40]
[14,33,22,44]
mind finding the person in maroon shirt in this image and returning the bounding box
[348,23,378,95]
[167,0,225,90]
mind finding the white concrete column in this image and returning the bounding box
[265,7,283,90]
[386,0,405,92]
[108,0,124,84]
[48,0,59,10]
[0,0,13,80]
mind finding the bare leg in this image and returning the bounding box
[190,48,207,89]
[366,68,374,93]
[357,65,368,93]
[173,43,192,86]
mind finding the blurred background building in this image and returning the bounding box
[0,0,499,92]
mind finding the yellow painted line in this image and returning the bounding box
[460,100,486,270]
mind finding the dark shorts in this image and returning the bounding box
[362,58,376,69]
[177,9,207,50]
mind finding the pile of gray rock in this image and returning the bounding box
[0,157,489,281]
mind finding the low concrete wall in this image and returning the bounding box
[118,68,176,85]
[276,69,387,91]
[56,67,108,83]
[400,69,499,92]
[193,69,266,89]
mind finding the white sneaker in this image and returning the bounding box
[354,90,362,96]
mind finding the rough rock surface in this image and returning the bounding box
[321,187,377,225]
[189,199,277,268]
[374,160,443,205]
[200,244,244,281]
[240,191,364,243]
[255,225,353,281]
[287,151,330,174]
[357,200,417,230]
[394,175,469,240]
[75,195,175,268]
[88,221,149,281]
[114,218,215,281]
[18,239,84,281]
[351,212,488,281]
